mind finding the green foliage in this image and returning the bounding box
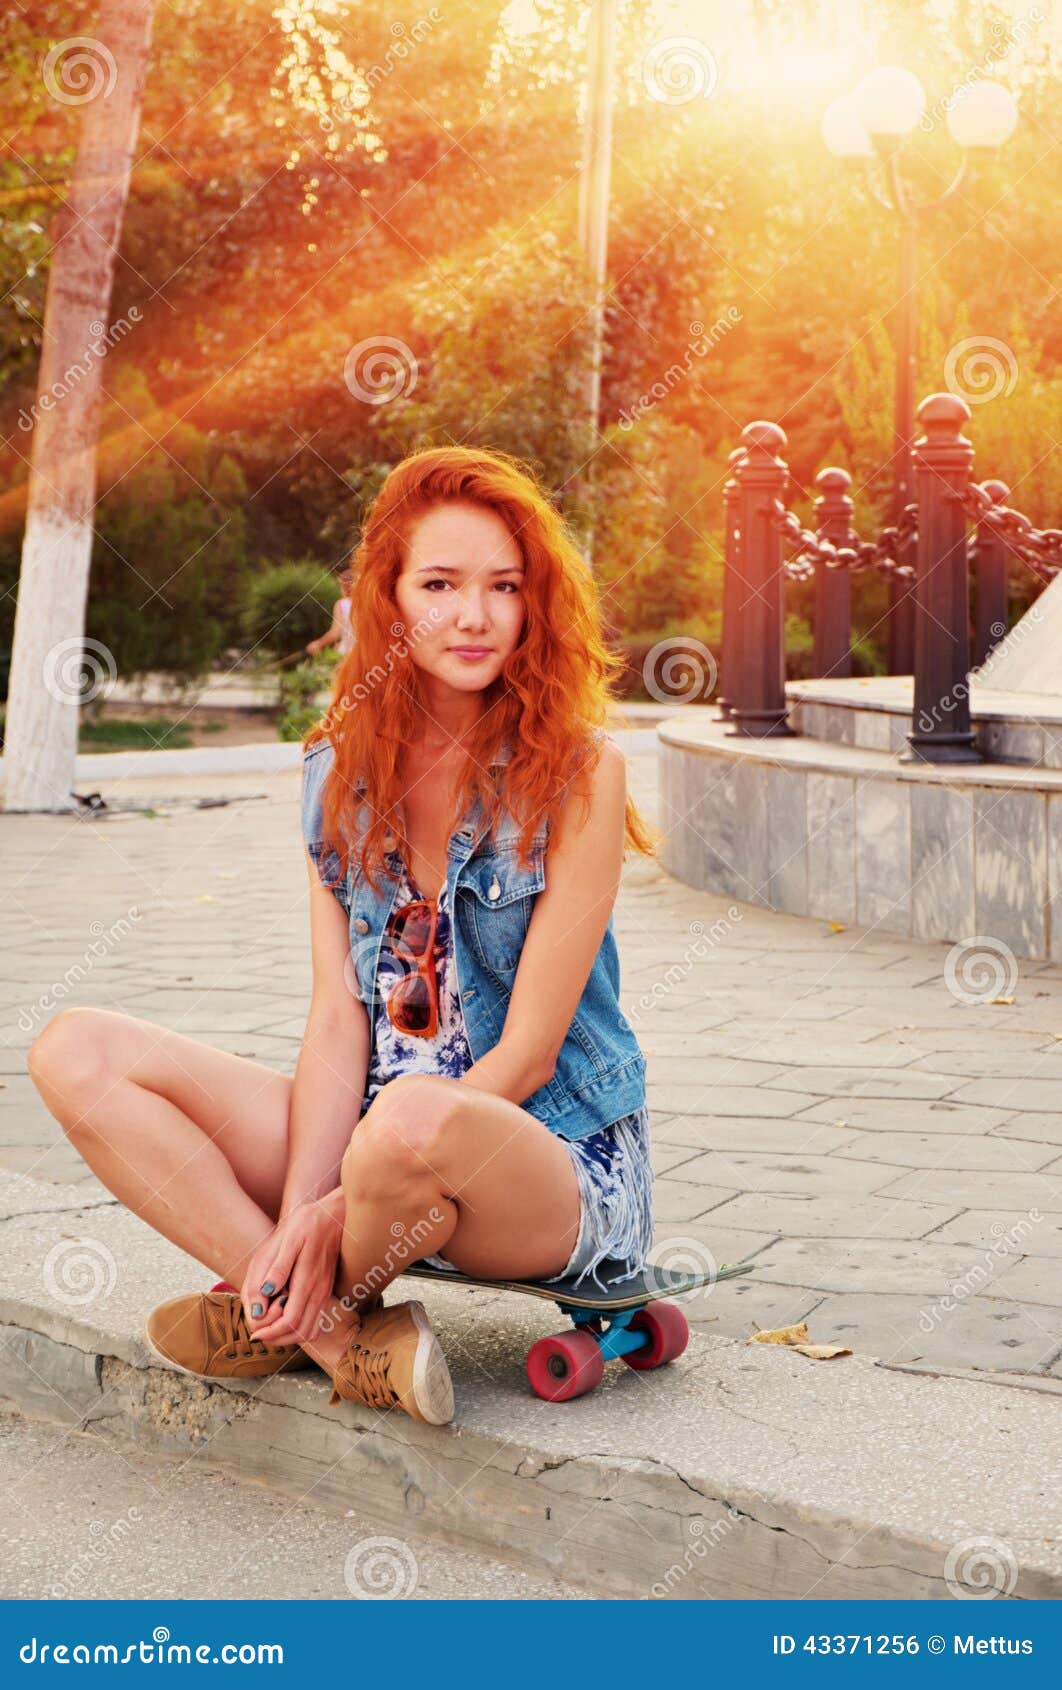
[276,652,337,742]
[85,368,251,680]
[590,415,728,643]
[241,562,342,660]
[77,715,197,751]
[369,230,598,504]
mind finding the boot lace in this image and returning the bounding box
[214,1295,292,1360]
[328,1335,398,1409]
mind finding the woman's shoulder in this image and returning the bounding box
[301,735,338,848]
[302,734,334,764]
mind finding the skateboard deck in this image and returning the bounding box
[401,1254,758,1310]
[401,1254,758,1400]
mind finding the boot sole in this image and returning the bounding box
[408,1300,455,1425]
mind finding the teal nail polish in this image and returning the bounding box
[261,1281,275,1296]
[251,1302,263,1317]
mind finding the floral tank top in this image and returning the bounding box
[362,857,474,1109]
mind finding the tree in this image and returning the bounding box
[2,0,157,812]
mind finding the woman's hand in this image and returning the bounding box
[241,1193,344,1348]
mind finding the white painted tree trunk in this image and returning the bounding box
[2,1,156,812]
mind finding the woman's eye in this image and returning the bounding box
[423,579,520,592]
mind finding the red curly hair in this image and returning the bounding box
[303,444,660,896]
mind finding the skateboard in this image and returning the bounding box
[211,1255,757,1403]
[402,1256,757,1401]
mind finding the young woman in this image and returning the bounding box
[27,444,659,1426]
[306,589,355,657]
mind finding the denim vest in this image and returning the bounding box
[300,735,647,1140]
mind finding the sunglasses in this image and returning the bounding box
[385,898,439,1036]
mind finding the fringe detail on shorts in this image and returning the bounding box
[545,1106,655,1293]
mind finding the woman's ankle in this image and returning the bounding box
[301,1304,360,1368]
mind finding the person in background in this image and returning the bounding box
[306,589,354,657]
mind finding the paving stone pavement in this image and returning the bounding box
[1,749,1061,1382]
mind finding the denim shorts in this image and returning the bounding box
[423,1104,654,1293]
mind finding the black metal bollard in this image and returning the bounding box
[813,467,853,679]
[901,394,982,764]
[726,421,793,739]
[716,446,746,720]
[971,477,1011,669]
[887,534,917,674]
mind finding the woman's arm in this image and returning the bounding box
[458,738,628,1106]
[306,600,344,655]
[279,847,370,1218]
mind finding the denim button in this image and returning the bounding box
[487,874,501,901]
[352,917,369,934]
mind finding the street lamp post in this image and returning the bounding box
[822,70,1018,673]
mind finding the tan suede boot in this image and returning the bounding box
[327,1299,454,1425]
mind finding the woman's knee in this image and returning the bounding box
[342,1076,459,1193]
[27,1007,129,1120]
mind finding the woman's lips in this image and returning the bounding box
[450,647,493,658]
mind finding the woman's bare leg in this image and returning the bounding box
[284,1072,582,1372]
[27,1006,295,1287]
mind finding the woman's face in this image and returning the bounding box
[394,500,527,700]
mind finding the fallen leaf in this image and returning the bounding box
[748,1320,852,1360]
[827,921,846,933]
[749,1321,809,1346]
[790,1342,852,1360]
[194,895,216,904]
[990,995,1015,1005]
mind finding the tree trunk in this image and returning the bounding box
[2,1,156,812]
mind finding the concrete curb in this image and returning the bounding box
[0,1178,1059,1600]
[0,725,668,785]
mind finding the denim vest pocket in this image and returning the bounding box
[458,846,546,976]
